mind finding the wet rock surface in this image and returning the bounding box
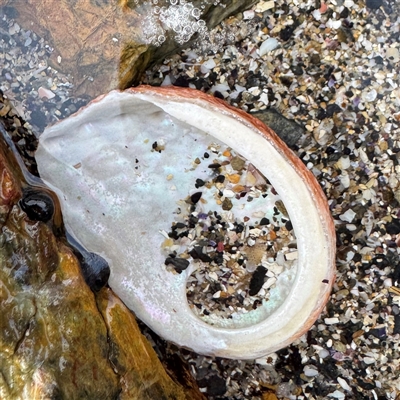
[251,108,304,149]
[0,0,258,97]
[0,136,204,399]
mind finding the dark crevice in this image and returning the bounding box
[92,293,122,381]
[13,309,36,355]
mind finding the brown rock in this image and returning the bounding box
[96,287,205,400]
[0,134,204,399]
[0,0,258,97]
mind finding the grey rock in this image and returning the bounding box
[252,108,304,148]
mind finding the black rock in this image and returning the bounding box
[215,174,225,183]
[280,25,296,41]
[208,163,221,169]
[394,314,400,335]
[189,246,212,263]
[292,64,304,76]
[285,220,293,231]
[165,257,190,273]
[326,103,342,117]
[366,0,383,9]
[213,91,224,99]
[357,379,375,390]
[249,265,267,296]
[19,188,55,223]
[390,262,400,285]
[173,75,190,87]
[259,217,270,225]
[80,252,110,292]
[197,374,227,397]
[367,327,387,340]
[195,178,205,188]
[386,218,400,234]
[190,192,202,204]
[30,109,48,131]
[340,7,350,18]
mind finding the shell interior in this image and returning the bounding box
[36,89,334,359]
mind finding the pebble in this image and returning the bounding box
[9,22,20,35]
[38,87,56,99]
[222,189,235,198]
[304,366,319,377]
[243,10,255,20]
[201,58,216,73]
[386,47,400,62]
[339,209,356,223]
[366,0,383,9]
[337,377,352,392]
[329,390,345,399]
[362,88,377,103]
[319,348,330,358]
[363,357,376,365]
[284,250,298,261]
[324,317,339,325]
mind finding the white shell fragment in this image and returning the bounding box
[35,86,336,359]
[259,37,279,56]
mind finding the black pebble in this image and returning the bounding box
[213,252,224,265]
[235,223,244,233]
[165,257,190,273]
[208,163,221,169]
[394,315,400,335]
[190,192,202,204]
[366,0,383,9]
[19,189,55,223]
[292,64,304,76]
[357,379,375,390]
[340,7,350,18]
[259,217,270,225]
[285,220,293,231]
[173,75,190,87]
[195,178,205,188]
[390,263,400,285]
[203,152,209,158]
[189,246,212,262]
[386,219,400,234]
[280,25,295,41]
[326,103,342,117]
[197,375,227,397]
[30,109,47,130]
[80,252,110,292]
[215,175,225,183]
[367,327,387,340]
[249,266,267,296]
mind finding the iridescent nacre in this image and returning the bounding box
[35,86,336,359]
